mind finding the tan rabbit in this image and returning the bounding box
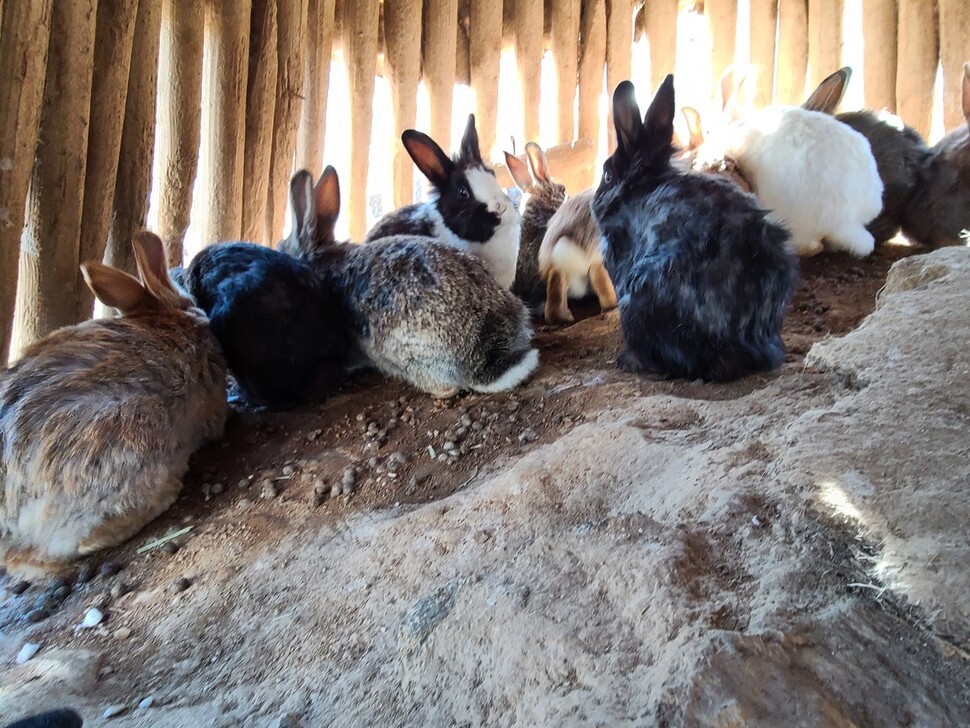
[0,232,227,579]
[537,189,617,324]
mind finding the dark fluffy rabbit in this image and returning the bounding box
[3,709,83,728]
[366,114,521,289]
[592,76,798,383]
[180,171,354,408]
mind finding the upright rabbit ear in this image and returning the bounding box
[459,113,483,165]
[81,261,148,315]
[505,151,533,189]
[612,80,643,153]
[803,66,852,114]
[643,75,676,146]
[402,130,455,189]
[132,230,179,301]
[287,169,316,248]
[312,165,340,242]
[962,62,970,129]
[681,107,704,150]
[525,142,551,184]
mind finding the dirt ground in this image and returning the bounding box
[5,241,968,726]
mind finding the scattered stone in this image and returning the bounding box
[137,696,155,710]
[171,577,192,593]
[752,516,763,528]
[260,480,278,499]
[110,582,132,600]
[162,541,180,556]
[237,477,251,489]
[211,482,225,495]
[99,561,123,578]
[474,530,491,544]
[443,441,456,452]
[518,428,538,444]
[25,607,50,624]
[355,413,365,422]
[79,607,104,629]
[282,465,295,477]
[103,705,127,719]
[341,467,356,488]
[329,484,342,500]
[15,643,40,664]
[51,584,72,602]
[8,580,30,596]
[238,498,253,509]
[367,456,379,469]
[76,563,96,584]
[113,627,132,640]
[387,452,407,467]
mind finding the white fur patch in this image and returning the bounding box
[431,167,521,289]
[473,348,539,393]
[550,237,592,298]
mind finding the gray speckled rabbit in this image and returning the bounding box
[0,232,227,579]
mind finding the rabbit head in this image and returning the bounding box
[81,231,193,317]
[277,166,341,260]
[505,142,567,203]
[594,75,677,225]
[402,114,517,242]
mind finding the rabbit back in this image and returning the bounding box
[902,125,970,248]
[0,312,226,577]
[185,242,352,408]
[539,189,601,297]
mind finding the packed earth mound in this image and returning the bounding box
[3,244,970,726]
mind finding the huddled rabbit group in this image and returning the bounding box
[2,62,968,582]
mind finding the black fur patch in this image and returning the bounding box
[3,709,84,728]
[434,167,501,244]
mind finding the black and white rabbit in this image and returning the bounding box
[365,114,521,289]
[592,75,798,383]
[178,169,355,408]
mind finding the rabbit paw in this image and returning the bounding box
[544,306,575,325]
[428,386,459,399]
[616,349,669,380]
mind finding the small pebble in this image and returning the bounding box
[387,452,407,466]
[8,580,30,596]
[15,643,40,664]
[137,696,155,710]
[329,484,341,499]
[110,582,132,600]
[443,441,456,452]
[113,627,132,640]
[475,530,491,543]
[518,429,538,444]
[355,413,365,422]
[237,478,251,489]
[51,584,72,602]
[211,482,225,495]
[311,489,327,507]
[171,577,192,593]
[752,516,763,527]
[25,607,50,624]
[79,607,104,629]
[237,498,253,509]
[76,563,96,584]
[282,465,295,477]
[103,705,127,719]
[260,480,278,499]
[341,468,356,487]
[162,541,180,555]
[99,561,123,578]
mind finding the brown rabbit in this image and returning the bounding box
[0,232,227,579]
[505,142,567,305]
[538,189,617,324]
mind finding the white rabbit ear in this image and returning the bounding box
[81,261,148,315]
[505,151,533,189]
[402,129,454,189]
[962,62,970,129]
[312,165,340,241]
[681,107,704,150]
[612,80,643,153]
[803,67,852,114]
[525,142,551,185]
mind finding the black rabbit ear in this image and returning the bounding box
[402,130,455,189]
[505,151,533,189]
[962,62,970,129]
[803,66,852,114]
[459,114,483,165]
[643,75,676,145]
[612,80,643,153]
[313,165,340,241]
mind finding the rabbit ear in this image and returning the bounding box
[612,80,643,153]
[525,142,551,184]
[132,230,179,301]
[505,151,533,189]
[287,169,316,249]
[962,62,970,129]
[803,67,852,114]
[719,65,737,113]
[681,107,704,150]
[402,130,455,188]
[459,113,483,165]
[312,165,340,242]
[81,261,148,314]
[643,75,676,146]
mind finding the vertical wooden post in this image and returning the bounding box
[750,0,778,107]
[344,0,379,240]
[860,0,897,112]
[155,0,205,266]
[75,0,137,319]
[605,0,632,152]
[456,4,471,85]
[776,0,808,105]
[706,0,738,99]
[939,0,970,131]
[384,0,423,207]
[551,0,581,144]
[578,0,605,184]
[807,0,843,89]
[14,0,96,352]
[103,0,162,278]
[241,0,278,244]
[515,0,543,144]
[469,0,503,159]
[266,0,308,244]
[896,0,937,138]
[0,0,53,362]
[422,0,458,152]
[644,0,678,92]
[296,0,336,171]
[202,0,251,245]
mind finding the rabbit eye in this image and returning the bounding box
[603,170,613,185]
[458,185,470,200]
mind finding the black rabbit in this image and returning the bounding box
[3,709,82,728]
[179,170,355,409]
[592,75,798,383]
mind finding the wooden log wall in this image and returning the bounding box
[0,0,962,361]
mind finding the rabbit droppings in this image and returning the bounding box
[283,168,538,398]
[0,233,227,579]
[366,114,522,290]
[592,76,798,383]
